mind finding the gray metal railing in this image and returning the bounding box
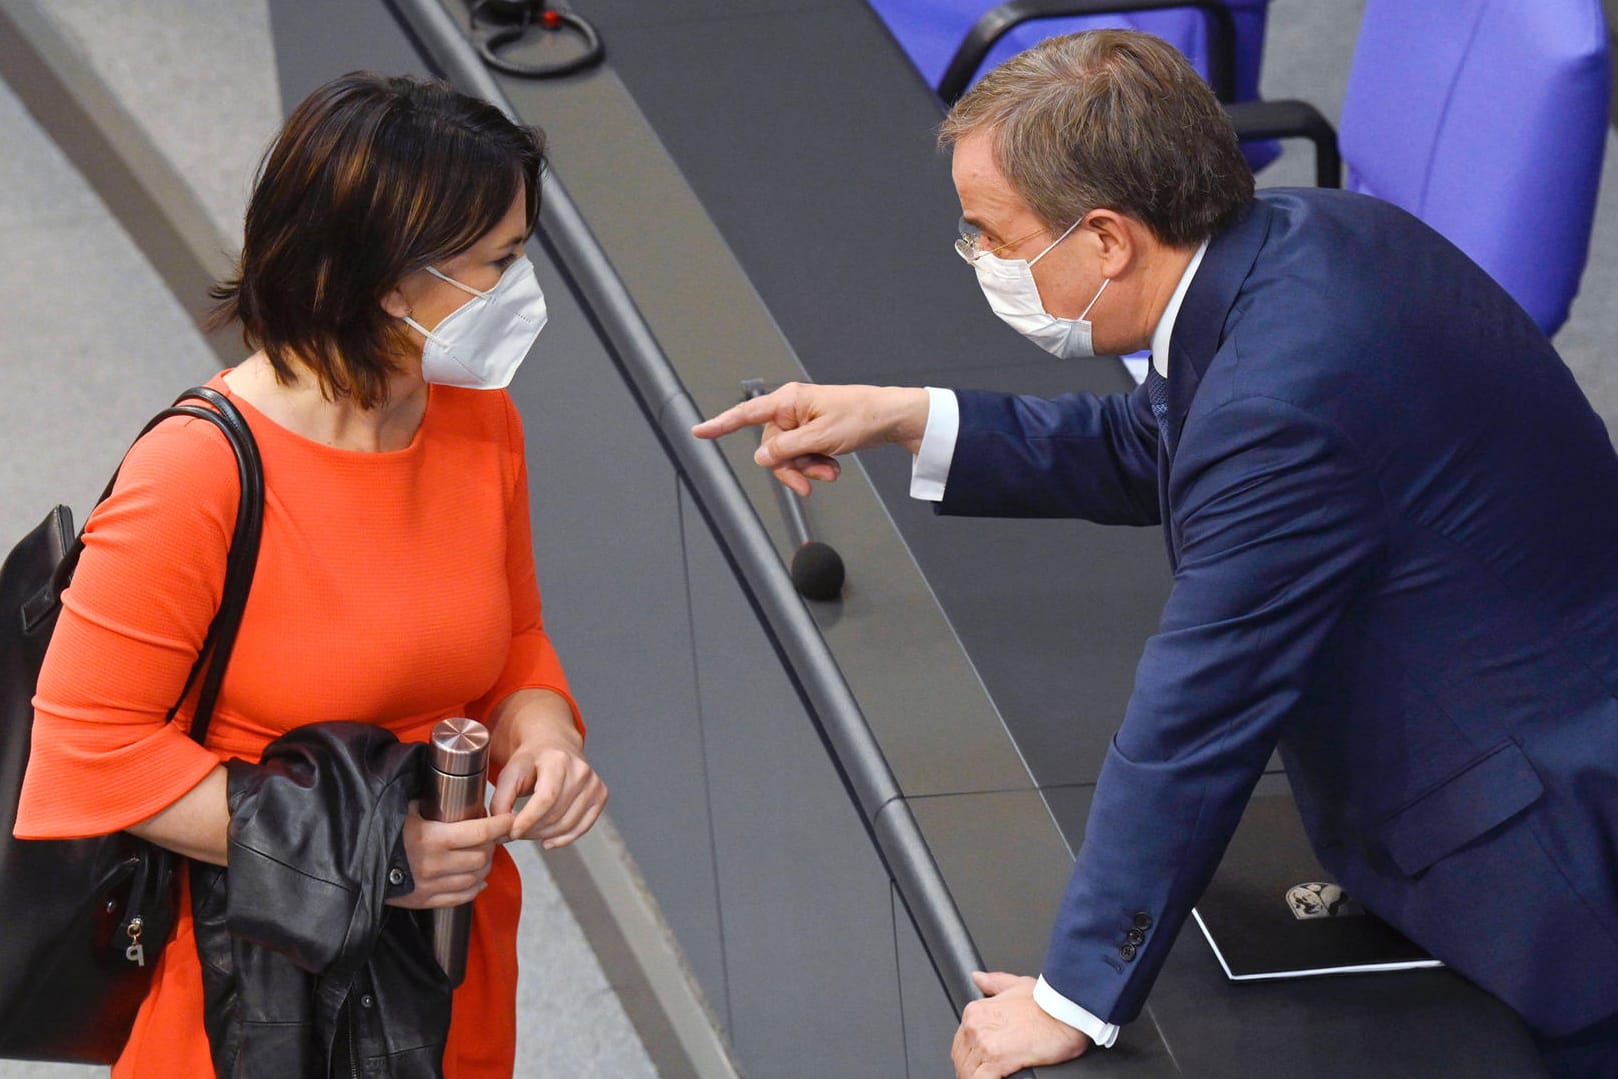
[381,0,988,1020]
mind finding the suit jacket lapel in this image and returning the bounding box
[1157,199,1276,564]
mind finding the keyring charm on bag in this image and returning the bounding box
[470,0,605,79]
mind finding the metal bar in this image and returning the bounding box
[383,0,989,1030]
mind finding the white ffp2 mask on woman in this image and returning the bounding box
[404,255,548,389]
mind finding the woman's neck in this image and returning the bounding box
[223,352,429,453]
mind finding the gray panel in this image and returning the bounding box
[681,482,909,1077]
[906,790,1076,978]
[511,250,733,1016]
[862,449,1168,790]
[892,882,966,1079]
[266,0,433,110]
[582,3,1046,384]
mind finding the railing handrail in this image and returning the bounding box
[381,0,988,1018]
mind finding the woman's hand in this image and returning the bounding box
[490,737,607,848]
[387,807,515,909]
[487,689,607,849]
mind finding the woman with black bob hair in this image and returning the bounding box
[16,72,605,1076]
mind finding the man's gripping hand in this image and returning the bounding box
[951,971,1092,1079]
[691,382,930,496]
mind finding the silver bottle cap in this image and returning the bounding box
[429,716,489,777]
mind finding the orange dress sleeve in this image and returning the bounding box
[15,415,238,838]
[466,392,584,737]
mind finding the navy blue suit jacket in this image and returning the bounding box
[940,189,1618,1036]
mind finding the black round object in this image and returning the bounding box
[471,1,605,79]
[790,541,845,601]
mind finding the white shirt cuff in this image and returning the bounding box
[909,387,959,502]
[1033,976,1120,1049]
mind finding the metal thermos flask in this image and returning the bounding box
[422,716,490,987]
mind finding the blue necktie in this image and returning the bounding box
[1146,364,1175,456]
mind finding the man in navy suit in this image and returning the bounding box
[694,29,1618,1079]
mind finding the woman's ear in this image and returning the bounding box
[379,282,411,321]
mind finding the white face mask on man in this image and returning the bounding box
[960,218,1109,359]
[403,254,548,389]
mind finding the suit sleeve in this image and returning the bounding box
[938,385,1161,523]
[467,393,583,737]
[1041,393,1387,1023]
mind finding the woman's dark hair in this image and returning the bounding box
[210,72,547,408]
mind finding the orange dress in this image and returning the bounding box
[15,374,581,1078]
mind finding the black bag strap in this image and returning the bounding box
[43,386,264,748]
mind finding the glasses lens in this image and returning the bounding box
[955,217,982,262]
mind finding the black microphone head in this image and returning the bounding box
[790,541,845,601]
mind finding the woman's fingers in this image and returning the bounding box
[389,811,512,909]
[423,842,495,877]
[511,752,567,834]
[534,771,605,837]
[451,812,513,848]
[537,789,607,850]
[406,872,489,909]
[505,748,607,846]
[489,754,535,818]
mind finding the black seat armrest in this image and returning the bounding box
[1225,99,1342,188]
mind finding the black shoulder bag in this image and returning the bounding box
[0,387,264,1063]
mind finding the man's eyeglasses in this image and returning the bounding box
[954,217,1051,264]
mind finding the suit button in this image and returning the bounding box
[1120,942,1137,961]
[1133,912,1153,930]
[1126,928,1146,946]
[387,867,406,887]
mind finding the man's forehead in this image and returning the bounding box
[952,133,1034,229]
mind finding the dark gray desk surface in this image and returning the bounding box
[558,1,1545,1072]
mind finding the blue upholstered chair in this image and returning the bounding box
[868,0,1277,169]
[1231,0,1610,335]
[1335,0,1610,335]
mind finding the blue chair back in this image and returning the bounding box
[867,1,1274,167]
[1339,0,1610,335]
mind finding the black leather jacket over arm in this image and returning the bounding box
[190,722,453,1078]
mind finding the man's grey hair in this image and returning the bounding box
[939,30,1254,247]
